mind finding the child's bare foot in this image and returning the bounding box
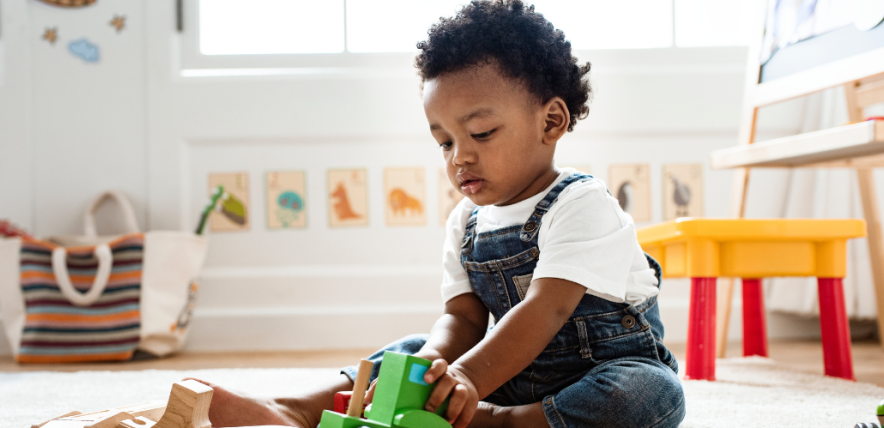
[186,378,313,427]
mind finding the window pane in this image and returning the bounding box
[199,0,345,55]
[531,0,673,49]
[674,0,754,47]
[346,0,467,53]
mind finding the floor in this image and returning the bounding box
[2,340,883,387]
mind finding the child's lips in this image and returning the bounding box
[461,179,484,194]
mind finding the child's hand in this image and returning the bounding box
[423,359,479,428]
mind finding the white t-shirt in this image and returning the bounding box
[441,168,659,305]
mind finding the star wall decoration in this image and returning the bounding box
[42,27,58,45]
[110,15,126,33]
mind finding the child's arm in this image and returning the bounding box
[414,292,490,363]
[423,277,588,427]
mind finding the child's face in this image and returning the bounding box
[423,62,559,207]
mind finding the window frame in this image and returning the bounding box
[178,0,753,78]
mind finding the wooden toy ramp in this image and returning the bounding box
[32,380,213,428]
[710,0,884,356]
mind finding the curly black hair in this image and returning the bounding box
[415,0,591,131]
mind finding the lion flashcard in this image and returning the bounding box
[385,167,426,226]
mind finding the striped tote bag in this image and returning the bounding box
[0,191,207,363]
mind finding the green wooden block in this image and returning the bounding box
[318,352,451,428]
[369,351,449,427]
[318,410,390,428]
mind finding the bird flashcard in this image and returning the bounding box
[266,171,307,229]
[385,168,426,226]
[209,172,250,232]
[609,164,651,222]
[439,168,464,225]
[328,169,369,227]
[663,164,703,220]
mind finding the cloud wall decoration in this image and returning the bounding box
[68,38,100,63]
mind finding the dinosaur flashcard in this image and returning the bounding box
[208,172,250,232]
[385,168,426,226]
[328,169,369,227]
[267,171,307,229]
[438,168,463,225]
[663,164,703,220]
[608,164,651,222]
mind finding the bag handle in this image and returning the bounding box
[52,244,113,307]
[84,191,140,237]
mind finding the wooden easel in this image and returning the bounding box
[712,1,884,356]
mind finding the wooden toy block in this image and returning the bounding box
[319,352,451,428]
[334,391,367,417]
[34,380,212,428]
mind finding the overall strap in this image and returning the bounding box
[519,172,594,242]
[460,205,480,256]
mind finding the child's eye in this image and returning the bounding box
[439,141,453,150]
[471,129,495,140]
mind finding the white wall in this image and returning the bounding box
[0,0,867,355]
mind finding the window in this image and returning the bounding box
[674,0,755,47]
[199,0,344,54]
[532,0,673,50]
[183,0,754,75]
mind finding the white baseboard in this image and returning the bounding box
[0,270,839,356]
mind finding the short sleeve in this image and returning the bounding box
[441,198,476,302]
[533,180,637,302]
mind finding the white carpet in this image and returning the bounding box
[1,357,882,428]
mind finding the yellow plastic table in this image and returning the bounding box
[637,218,866,381]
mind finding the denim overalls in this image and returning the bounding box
[344,173,686,428]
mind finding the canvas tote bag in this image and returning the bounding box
[0,191,207,362]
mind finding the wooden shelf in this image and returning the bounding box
[711,120,884,169]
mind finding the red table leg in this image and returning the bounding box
[741,278,768,357]
[685,277,717,380]
[817,277,855,381]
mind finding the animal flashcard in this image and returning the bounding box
[663,164,703,220]
[209,172,250,232]
[328,169,369,227]
[608,164,651,222]
[438,168,463,225]
[266,171,307,229]
[385,168,426,226]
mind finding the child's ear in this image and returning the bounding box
[542,97,569,145]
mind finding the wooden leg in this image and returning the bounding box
[741,278,768,357]
[686,277,718,381]
[856,168,884,350]
[716,278,735,358]
[719,166,752,359]
[817,277,855,381]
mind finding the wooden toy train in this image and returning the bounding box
[32,351,450,428]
